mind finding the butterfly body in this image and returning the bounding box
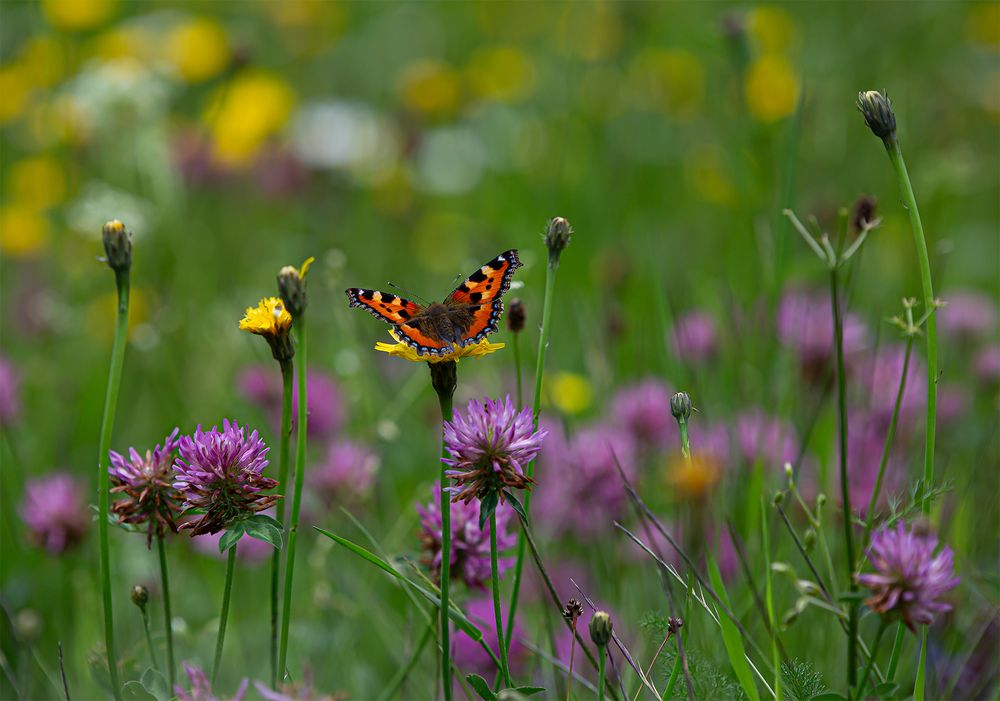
[346,250,522,356]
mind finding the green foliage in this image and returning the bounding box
[780,659,829,701]
[658,648,748,701]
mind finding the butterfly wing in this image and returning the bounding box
[345,288,452,356]
[444,249,522,346]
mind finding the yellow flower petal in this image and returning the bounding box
[744,54,800,123]
[374,330,503,364]
[239,296,292,337]
[547,372,592,415]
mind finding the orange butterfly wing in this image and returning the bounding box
[345,288,452,356]
[445,249,522,346]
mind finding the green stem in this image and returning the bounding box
[565,626,577,701]
[271,358,294,688]
[914,627,928,701]
[140,606,160,674]
[856,619,888,699]
[861,339,913,558]
[212,543,237,685]
[678,418,691,460]
[505,253,559,651]
[597,644,607,701]
[156,534,175,688]
[490,509,512,688]
[512,333,523,409]
[438,389,454,701]
[762,498,782,701]
[831,268,858,689]
[377,622,433,701]
[885,622,905,681]
[278,321,308,682]
[97,269,129,701]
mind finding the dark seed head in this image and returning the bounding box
[507,298,525,333]
[851,195,878,233]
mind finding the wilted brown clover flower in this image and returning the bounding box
[109,429,183,548]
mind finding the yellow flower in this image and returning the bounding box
[240,296,292,336]
[547,372,592,415]
[42,0,117,32]
[748,5,797,54]
[666,453,722,499]
[966,3,1000,47]
[398,60,461,117]
[0,204,50,258]
[374,330,504,364]
[206,71,296,167]
[744,54,800,123]
[0,64,34,125]
[8,156,67,210]
[19,36,65,88]
[165,18,230,83]
[628,49,705,120]
[466,46,537,103]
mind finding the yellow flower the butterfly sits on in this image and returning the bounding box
[374,330,503,364]
[240,297,292,337]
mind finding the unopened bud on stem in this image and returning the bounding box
[544,216,572,265]
[589,610,612,647]
[670,392,692,421]
[102,220,132,273]
[857,90,896,141]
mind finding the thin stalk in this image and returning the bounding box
[856,619,888,699]
[565,625,578,701]
[830,268,858,689]
[678,418,691,460]
[278,321,308,681]
[156,535,174,688]
[140,605,160,674]
[597,645,607,701]
[860,339,913,558]
[631,631,670,701]
[914,628,928,701]
[377,622,433,701]
[885,622,905,681]
[762,500,782,701]
[97,267,129,701]
[505,253,559,650]
[490,510,512,688]
[270,358,294,688]
[212,544,237,685]
[512,333,523,409]
[438,390,454,701]
[58,641,69,701]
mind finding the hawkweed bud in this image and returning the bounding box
[544,216,573,263]
[130,585,149,609]
[857,90,896,140]
[589,610,612,647]
[670,391,692,421]
[277,257,314,318]
[851,195,878,233]
[507,298,526,333]
[102,219,132,272]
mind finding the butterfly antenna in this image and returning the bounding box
[388,281,430,306]
[440,273,465,300]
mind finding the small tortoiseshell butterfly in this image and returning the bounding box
[346,250,522,357]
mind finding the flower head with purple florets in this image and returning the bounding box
[109,428,183,547]
[443,395,546,505]
[175,662,247,701]
[173,420,280,536]
[856,521,959,631]
[19,472,89,554]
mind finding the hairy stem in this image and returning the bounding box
[438,390,454,701]
[271,358,294,688]
[490,510,512,688]
[212,544,238,685]
[157,534,175,688]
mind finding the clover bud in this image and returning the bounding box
[102,219,132,273]
[589,610,612,647]
[857,90,896,141]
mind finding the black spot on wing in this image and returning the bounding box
[468,269,488,283]
[469,292,483,303]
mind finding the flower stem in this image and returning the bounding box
[505,249,559,650]
[278,322,308,682]
[490,509,512,688]
[212,543,237,685]
[271,358,294,688]
[678,418,691,460]
[156,534,175,688]
[885,622,905,681]
[97,268,129,701]
[597,644,607,701]
[565,624,577,701]
[437,388,454,701]
[856,619,888,699]
[140,603,160,674]
[830,267,858,690]
[512,333,523,409]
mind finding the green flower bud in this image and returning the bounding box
[544,216,573,263]
[102,219,132,273]
[277,257,314,318]
[130,585,149,609]
[589,610,612,647]
[670,391,692,421]
[856,90,896,140]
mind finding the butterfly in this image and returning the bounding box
[346,250,522,357]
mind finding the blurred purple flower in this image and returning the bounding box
[453,596,527,676]
[175,662,247,701]
[191,508,276,564]
[253,667,343,701]
[417,483,516,589]
[173,420,279,536]
[974,344,1000,384]
[778,291,867,374]
[687,421,730,463]
[610,378,674,450]
[670,311,718,362]
[253,146,309,199]
[19,472,89,554]
[309,439,379,507]
[237,366,343,439]
[174,132,230,188]
[936,384,969,426]
[861,344,926,429]
[839,413,905,515]
[939,291,996,340]
[109,428,182,547]
[857,521,959,630]
[734,410,798,469]
[443,395,546,504]
[0,354,21,426]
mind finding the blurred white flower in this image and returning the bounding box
[412,126,486,195]
[289,100,398,183]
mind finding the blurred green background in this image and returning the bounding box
[1,0,997,699]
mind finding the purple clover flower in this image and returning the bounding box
[417,483,517,589]
[308,439,379,507]
[0,354,21,426]
[252,667,341,701]
[938,290,997,340]
[453,596,527,676]
[610,378,674,449]
[857,521,959,630]
[173,420,279,536]
[860,344,926,430]
[237,365,343,439]
[670,311,718,362]
[175,662,247,701]
[443,395,546,504]
[109,428,182,547]
[735,410,798,469]
[19,472,89,554]
[974,344,1000,384]
[778,291,868,377]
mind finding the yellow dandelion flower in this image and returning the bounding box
[0,204,50,258]
[165,18,230,83]
[466,45,537,103]
[0,65,34,125]
[744,54,800,123]
[666,453,722,500]
[8,156,67,210]
[398,60,461,117]
[41,0,118,32]
[19,36,65,88]
[206,71,296,167]
[374,330,504,364]
[547,372,593,415]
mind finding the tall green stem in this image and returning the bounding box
[278,321,308,681]
[597,644,607,701]
[831,268,858,689]
[505,253,559,649]
[156,534,175,688]
[437,388,454,701]
[885,623,905,681]
[490,510,512,688]
[97,268,129,701]
[212,543,238,685]
[857,619,888,699]
[271,359,294,687]
[512,333,523,409]
[140,604,160,674]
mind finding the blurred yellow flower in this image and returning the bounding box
[42,0,117,32]
[685,146,736,207]
[398,61,461,117]
[547,372,592,415]
[0,65,34,125]
[89,26,155,62]
[0,204,50,258]
[629,49,704,120]
[744,54,800,123]
[666,452,722,499]
[206,71,296,167]
[374,330,504,364]
[165,18,230,83]
[748,5,797,54]
[240,297,292,336]
[19,36,65,88]
[966,3,1000,47]
[466,46,537,102]
[8,156,67,210]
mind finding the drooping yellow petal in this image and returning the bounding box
[239,296,292,337]
[374,330,503,364]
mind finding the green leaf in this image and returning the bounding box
[313,526,483,641]
[249,513,283,530]
[243,519,282,550]
[503,490,527,523]
[874,682,900,699]
[837,590,867,603]
[707,555,760,701]
[219,522,244,553]
[122,681,157,701]
[512,686,545,696]
[466,673,497,701]
[140,668,170,701]
[479,490,499,531]
[810,693,848,701]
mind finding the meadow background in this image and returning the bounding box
[0,1,998,700]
